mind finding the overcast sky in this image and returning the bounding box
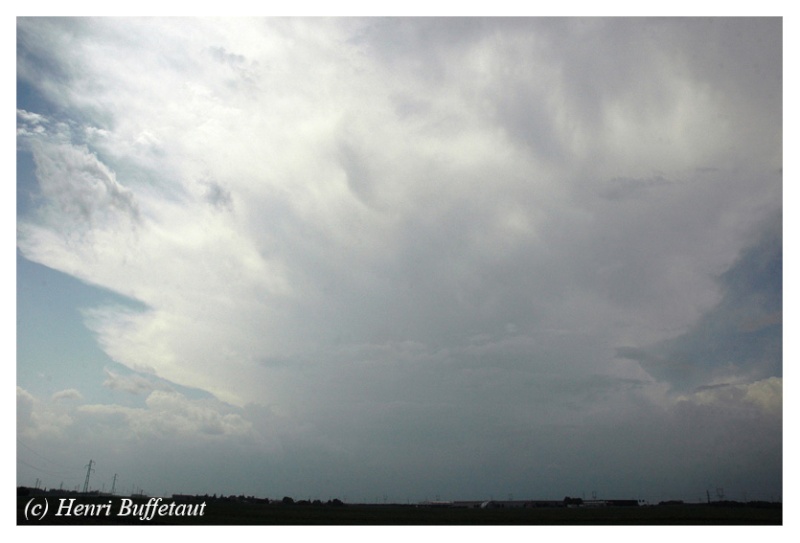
[16,17,782,504]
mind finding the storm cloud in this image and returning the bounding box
[16,17,781,503]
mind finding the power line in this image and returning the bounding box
[16,438,83,471]
[17,455,86,486]
[17,457,63,478]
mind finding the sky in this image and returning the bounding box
[15,16,783,504]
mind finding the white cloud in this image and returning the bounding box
[17,387,74,440]
[20,386,253,443]
[51,389,84,402]
[102,368,163,395]
[17,387,35,429]
[76,390,253,439]
[17,109,46,125]
[744,377,782,415]
[17,16,782,397]
[678,377,783,416]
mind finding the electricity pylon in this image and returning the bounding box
[82,459,94,494]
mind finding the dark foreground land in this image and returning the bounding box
[17,493,782,525]
[127,502,782,525]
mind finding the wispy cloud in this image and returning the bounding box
[51,389,84,402]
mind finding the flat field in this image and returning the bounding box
[17,496,782,525]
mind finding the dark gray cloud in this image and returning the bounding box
[203,181,233,210]
[598,175,673,201]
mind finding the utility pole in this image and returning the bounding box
[111,474,118,495]
[82,459,94,494]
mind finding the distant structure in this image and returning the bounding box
[82,459,94,494]
[421,497,642,509]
